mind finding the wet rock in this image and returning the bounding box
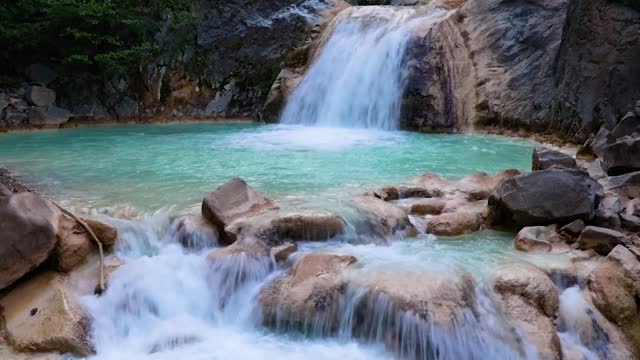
[0,168,31,194]
[29,106,70,125]
[620,213,640,233]
[225,211,344,245]
[602,171,640,199]
[426,210,483,236]
[397,186,431,199]
[25,64,58,86]
[559,220,585,241]
[532,146,577,171]
[603,136,640,175]
[0,345,59,360]
[488,169,601,229]
[408,198,446,215]
[171,215,218,250]
[83,218,118,247]
[207,237,270,262]
[351,196,410,239]
[202,178,278,244]
[625,198,640,217]
[493,263,561,360]
[356,269,476,327]
[515,225,561,253]
[270,243,297,262]
[0,272,93,356]
[260,253,357,332]
[588,245,640,357]
[25,86,55,107]
[0,192,60,290]
[611,112,640,140]
[576,226,627,256]
[373,186,399,201]
[591,209,622,231]
[55,216,92,273]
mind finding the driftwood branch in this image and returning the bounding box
[50,201,105,293]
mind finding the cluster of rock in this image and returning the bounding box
[0,173,119,358]
[1,65,72,128]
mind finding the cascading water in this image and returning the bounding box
[280,7,444,130]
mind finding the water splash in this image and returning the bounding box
[281,8,444,130]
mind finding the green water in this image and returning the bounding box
[0,123,533,212]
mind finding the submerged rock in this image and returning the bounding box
[0,192,60,290]
[201,178,278,244]
[532,146,577,171]
[493,263,561,360]
[260,253,357,333]
[489,169,601,229]
[0,272,93,356]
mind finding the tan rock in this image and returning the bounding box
[408,198,446,215]
[0,272,93,356]
[576,226,627,255]
[260,253,357,330]
[356,269,476,327]
[352,196,410,238]
[202,178,278,244]
[83,218,118,247]
[588,245,640,357]
[493,263,561,360]
[270,243,297,262]
[426,210,483,236]
[55,216,92,273]
[514,225,562,253]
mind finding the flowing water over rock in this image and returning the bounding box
[281,7,444,130]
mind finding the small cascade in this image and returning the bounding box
[280,7,444,130]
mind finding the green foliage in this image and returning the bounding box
[0,0,195,85]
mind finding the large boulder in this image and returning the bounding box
[259,253,357,332]
[575,226,627,256]
[488,169,601,228]
[201,178,278,244]
[0,272,93,356]
[355,269,477,328]
[0,193,60,290]
[493,263,561,360]
[602,136,640,175]
[24,86,55,107]
[588,245,640,357]
[532,147,577,171]
[426,210,483,236]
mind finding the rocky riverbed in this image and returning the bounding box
[1,105,639,359]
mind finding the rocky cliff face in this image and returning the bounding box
[0,0,338,128]
[265,0,639,141]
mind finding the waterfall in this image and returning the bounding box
[280,7,443,130]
